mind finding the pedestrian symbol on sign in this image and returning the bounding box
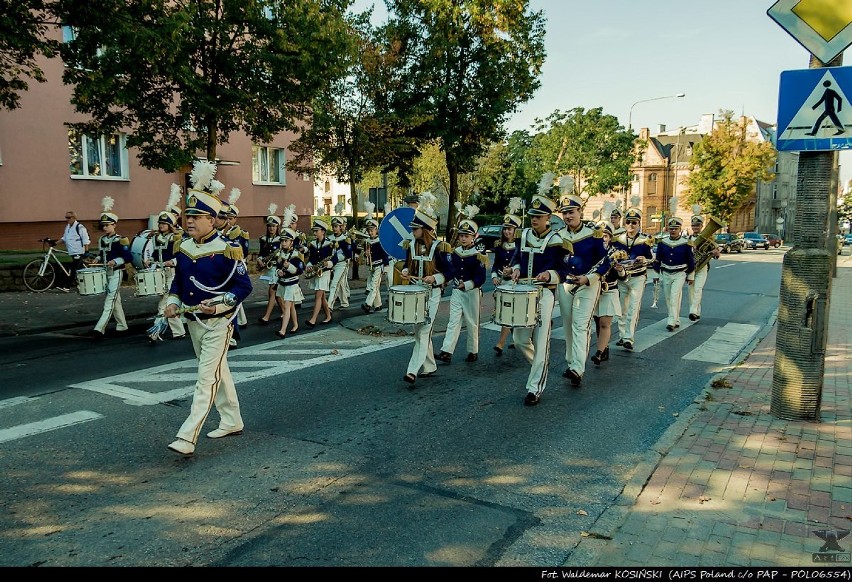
[805,80,845,136]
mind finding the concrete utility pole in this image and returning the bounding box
[771,54,842,421]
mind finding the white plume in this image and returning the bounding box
[419,191,436,216]
[507,197,523,215]
[167,184,182,211]
[537,172,556,196]
[384,202,392,216]
[228,188,241,205]
[189,160,216,191]
[209,179,225,196]
[602,200,615,219]
[334,201,344,215]
[630,195,641,208]
[592,209,600,220]
[692,203,702,215]
[282,204,296,229]
[558,175,574,195]
[462,204,480,219]
[101,196,114,212]
[268,202,278,216]
[670,196,680,216]
[614,198,623,211]
[454,200,463,212]
[364,200,375,220]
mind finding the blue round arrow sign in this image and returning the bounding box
[379,207,416,260]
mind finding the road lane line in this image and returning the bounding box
[0,411,103,443]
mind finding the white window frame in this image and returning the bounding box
[252,145,287,185]
[68,129,130,180]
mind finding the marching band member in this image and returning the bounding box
[387,193,421,289]
[556,193,608,388]
[653,216,695,331]
[274,222,305,339]
[436,210,487,364]
[612,206,655,351]
[509,193,570,406]
[591,223,628,366]
[145,184,186,341]
[686,214,721,322]
[327,215,354,311]
[491,203,523,356]
[257,205,284,325]
[286,206,307,307]
[609,207,625,237]
[89,196,132,339]
[304,218,335,327]
[164,161,252,457]
[219,189,249,346]
[361,217,390,313]
[397,199,455,385]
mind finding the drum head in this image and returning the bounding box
[497,283,538,293]
[130,230,155,270]
[390,284,429,293]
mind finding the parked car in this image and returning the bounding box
[762,233,783,248]
[844,233,852,246]
[474,224,502,252]
[715,233,745,253]
[740,232,770,250]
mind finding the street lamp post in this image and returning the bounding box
[627,92,686,131]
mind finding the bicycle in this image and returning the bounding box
[22,238,72,292]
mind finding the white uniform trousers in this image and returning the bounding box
[406,286,442,376]
[617,274,646,342]
[386,258,398,288]
[157,268,186,337]
[94,269,128,333]
[688,265,709,317]
[440,288,481,355]
[513,287,555,397]
[235,304,247,326]
[660,270,687,327]
[328,260,350,308]
[176,317,244,445]
[557,281,600,376]
[364,265,385,308]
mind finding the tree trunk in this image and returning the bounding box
[349,177,360,280]
[447,160,459,241]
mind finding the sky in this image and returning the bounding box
[351,0,852,186]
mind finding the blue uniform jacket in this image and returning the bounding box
[306,238,336,269]
[258,235,281,264]
[364,238,390,267]
[611,232,655,276]
[167,230,253,318]
[510,227,570,289]
[491,239,517,282]
[98,234,133,270]
[224,225,250,257]
[330,233,354,262]
[401,239,456,286]
[274,248,305,287]
[558,224,609,284]
[653,236,695,279]
[449,246,487,291]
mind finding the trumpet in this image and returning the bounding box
[303,263,325,279]
[651,278,660,308]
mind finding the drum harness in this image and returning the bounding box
[409,240,442,325]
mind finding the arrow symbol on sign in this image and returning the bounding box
[389,215,413,249]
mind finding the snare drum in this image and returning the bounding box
[130,230,155,270]
[76,267,107,296]
[135,267,166,296]
[387,285,429,325]
[493,284,540,328]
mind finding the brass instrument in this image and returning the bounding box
[568,248,627,296]
[303,263,325,279]
[651,279,660,308]
[689,215,725,271]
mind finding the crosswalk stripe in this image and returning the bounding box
[0,411,103,443]
[684,323,760,364]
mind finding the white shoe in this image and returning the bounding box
[167,439,195,456]
[229,338,237,347]
[206,427,244,439]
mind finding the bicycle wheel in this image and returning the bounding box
[23,259,56,292]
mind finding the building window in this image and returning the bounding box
[68,129,128,179]
[631,174,639,182]
[252,146,286,185]
[648,173,657,182]
[62,25,76,43]
[337,195,346,208]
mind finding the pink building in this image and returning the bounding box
[0,26,314,251]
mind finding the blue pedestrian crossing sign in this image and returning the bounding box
[378,206,415,260]
[777,67,852,152]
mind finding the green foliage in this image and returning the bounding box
[685,111,776,223]
[55,0,354,171]
[0,0,58,110]
[379,0,546,227]
[527,107,635,199]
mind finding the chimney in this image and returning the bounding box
[639,128,650,140]
[659,124,667,133]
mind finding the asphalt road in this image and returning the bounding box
[0,250,785,566]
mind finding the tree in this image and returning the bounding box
[838,179,852,228]
[55,0,355,172]
[527,107,635,199]
[472,129,537,214]
[685,111,776,223]
[0,0,58,111]
[380,0,546,231]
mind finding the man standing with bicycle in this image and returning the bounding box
[58,211,90,291]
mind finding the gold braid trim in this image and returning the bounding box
[437,241,452,253]
[224,244,244,261]
[478,253,488,266]
[562,239,574,254]
[119,237,130,246]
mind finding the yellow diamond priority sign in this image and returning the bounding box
[768,0,852,64]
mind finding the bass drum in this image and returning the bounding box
[130,230,155,270]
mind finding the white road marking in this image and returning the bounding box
[0,411,103,443]
[0,396,34,410]
[684,323,760,364]
[69,332,411,406]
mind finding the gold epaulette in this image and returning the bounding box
[344,236,352,244]
[242,229,249,239]
[478,253,488,266]
[172,237,183,254]
[292,251,304,262]
[401,240,411,250]
[437,241,452,253]
[119,237,130,246]
[592,229,603,238]
[492,239,501,250]
[224,244,244,261]
[227,229,240,241]
[644,238,655,247]
[562,239,574,254]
